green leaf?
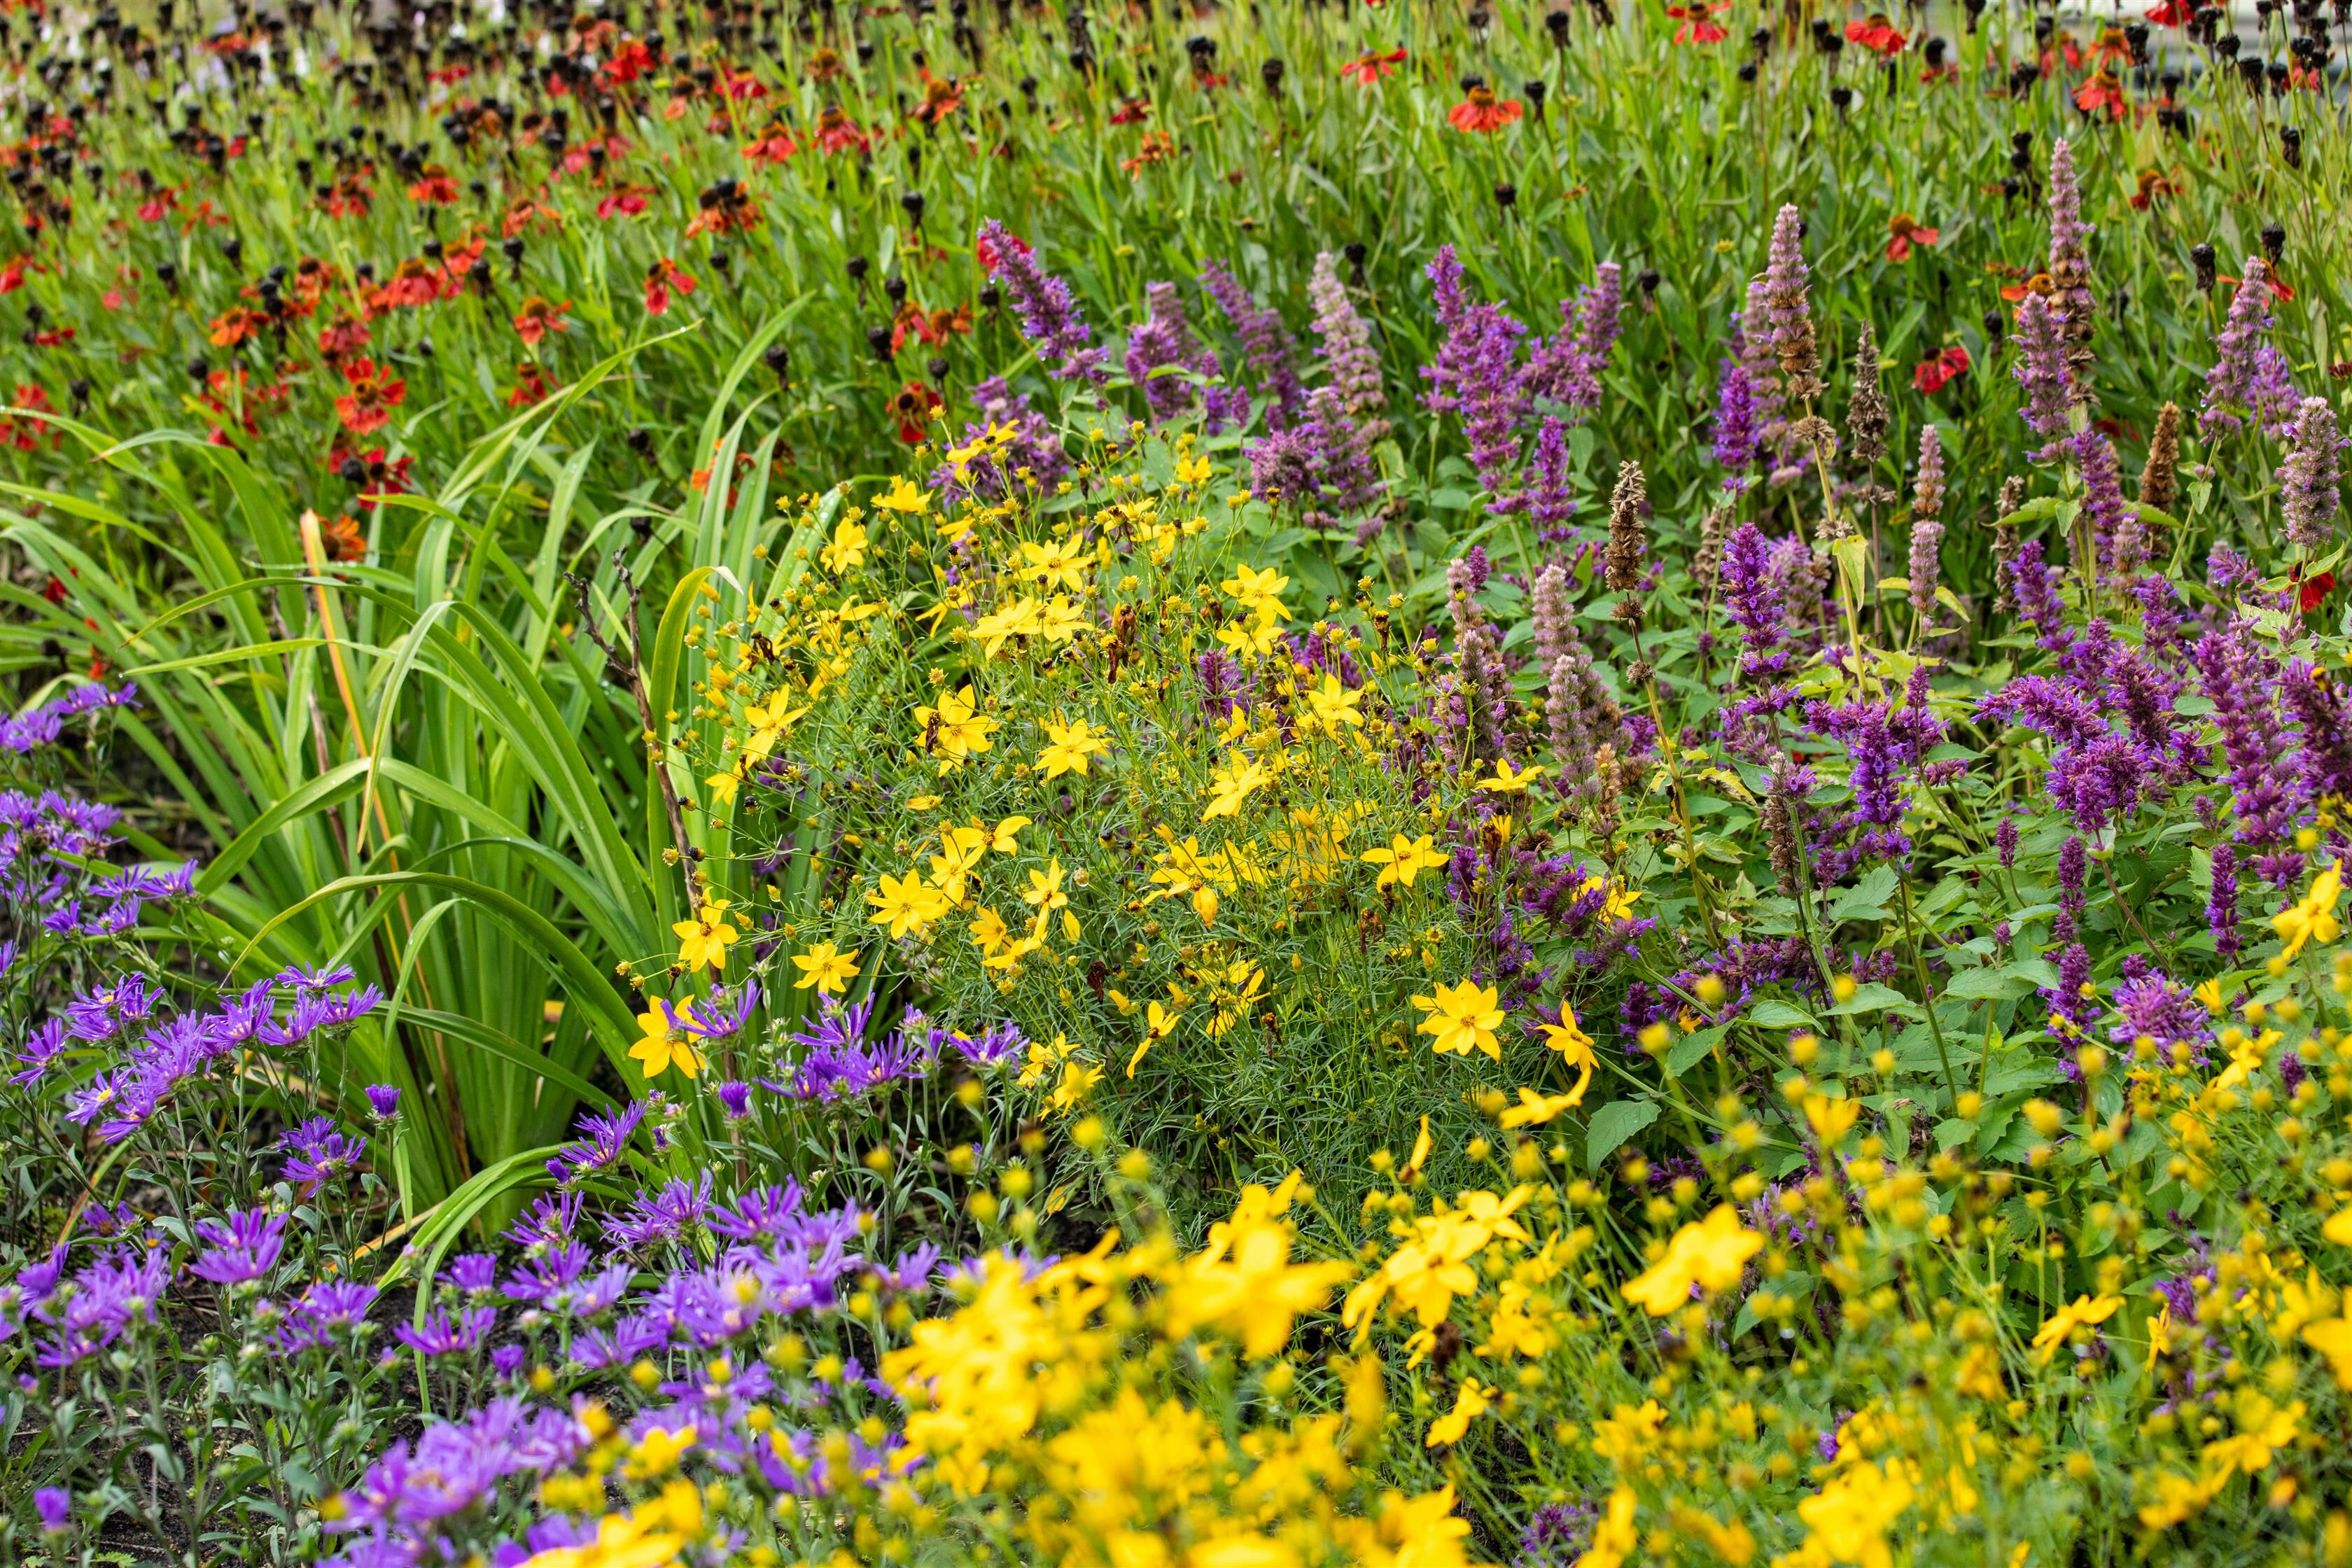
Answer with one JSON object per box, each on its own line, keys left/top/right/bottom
{"left": 1749, "top": 1000, "right": 1817, "bottom": 1030}
{"left": 1586, "top": 1100, "right": 1660, "bottom": 1171}
{"left": 1828, "top": 864, "right": 1900, "bottom": 923}
{"left": 1827, "top": 982, "right": 1914, "bottom": 1016}
{"left": 1944, "top": 965, "right": 2039, "bottom": 1000}
{"left": 1665, "top": 1026, "right": 1724, "bottom": 1079}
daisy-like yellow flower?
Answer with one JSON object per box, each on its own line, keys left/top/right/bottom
{"left": 873, "top": 475, "right": 930, "bottom": 514}
{"left": 1412, "top": 979, "right": 1506, "bottom": 1060}
{"left": 1478, "top": 758, "right": 1545, "bottom": 794}
{"left": 790, "top": 941, "right": 860, "bottom": 994}
{"left": 1362, "top": 833, "right": 1446, "bottom": 890}
{"left": 1533, "top": 1000, "right": 1597, "bottom": 1103}
{"left": 628, "top": 1006, "right": 705, "bottom": 1081}
{"left": 1497, "top": 1086, "right": 1581, "bottom": 1128}
{"left": 1306, "top": 673, "right": 1365, "bottom": 737}
{"left": 1017, "top": 536, "right": 1090, "bottom": 593}
{"left": 1219, "top": 561, "right": 1289, "bottom": 614}
{"left": 867, "top": 872, "right": 949, "bottom": 938}
{"left": 982, "top": 815, "right": 1030, "bottom": 854}
{"left": 1021, "top": 858, "right": 1070, "bottom": 912}
{"left": 2030, "top": 1293, "right": 2124, "bottom": 1360}
{"left": 2274, "top": 862, "right": 2343, "bottom": 960}
{"left": 1203, "top": 757, "right": 1271, "bottom": 820}
{"left": 672, "top": 900, "right": 738, "bottom": 974}
{"left": 819, "top": 519, "right": 869, "bottom": 574}
{"left": 1620, "top": 1205, "right": 1765, "bottom": 1316}
{"left": 1036, "top": 714, "right": 1110, "bottom": 779}
{"left": 911, "top": 684, "right": 1000, "bottom": 771}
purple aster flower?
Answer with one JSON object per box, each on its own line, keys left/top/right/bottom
{"left": 708, "top": 1181, "right": 807, "bottom": 1242}
{"left": 549, "top": 1101, "right": 646, "bottom": 1185}
{"left": 190, "top": 1208, "right": 288, "bottom": 1287}
{"left": 443, "top": 1254, "right": 502, "bottom": 1296}
{"left": 394, "top": 1306, "right": 498, "bottom": 1357}
{"left": 34, "top": 1488, "right": 69, "bottom": 1533}
{"left": 364, "top": 1084, "right": 401, "bottom": 1121}
{"left": 280, "top": 1118, "right": 368, "bottom": 1186}
{"left": 10, "top": 1018, "right": 68, "bottom": 1084}
{"left": 270, "top": 1280, "right": 380, "bottom": 1354}
{"left": 715, "top": 1079, "right": 755, "bottom": 1119}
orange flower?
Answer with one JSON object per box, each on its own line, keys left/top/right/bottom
{"left": 1339, "top": 47, "right": 1407, "bottom": 83}
{"left": 1109, "top": 94, "right": 1152, "bottom": 124}
{"left": 506, "top": 362, "right": 556, "bottom": 409}
{"left": 643, "top": 258, "right": 698, "bottom": 317}
{"left": 405, "top": 164, "right": 459, "bottom": 204}
{"left": 816, "top": 106, "right": 870, "bottom": 155}
{"left": 1446, "top": 83, "right": 1522, "bottom": 132}
{"left": 511, "top": 296, "right": 573, "bottom": 347}
{"left": 2073, "top": 66, "right": 2129, "bottom": 119}
{"left": 2129, "top": 167, "right": 2183, "bottom": 210}
{"left": 915, "top": 71, "right": 967, "bottom": 124}
{"left": 889, "top": 380, "right": 943, "bottom": 444}
{"left": 1119, "top": 130, "right": 1178, "bottom": 176}
{"left": 1884, "top": 214, "right": 1940, "bottom": 262}
{"left": 332, "top": 358, "right": 406, "bottom": 437}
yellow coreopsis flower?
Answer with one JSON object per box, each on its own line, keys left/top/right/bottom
{"left": 1478, "top": 758, "right": 1545, "bottom": 794}
{"left": 1306, "top": 673, "right": 1365, "bottom": 737}
{"left": 1497, "top": 1086, "right": 1583, "bottom": 1128}
{"left": 873, "top": 475, "right": 930, "bottom": 515}
{"left": 1216, "top": 602, "right": 1284, "bottom": 659}
{"left": 1574, "top": 1488, "right": 1639, "bottom": 1568}
{"left": 1017, "top": 536, "right": 1090, "bottom": 593}
{"left": 1535, "top": 1001, "right": 1597, "bottom": 1103}
{"left": 913, "top": 684, "right": 1000, "bottom": 771}
{"left": 1620, "top": 1205, "right": 1765, "bottom": 1316}
{"left": 790, "top": 941, "right": 860, "bottom": 994}
{"left": 672, "top": 900, "right": 738, "bottom": 974}
{"left": 2274, "top": 862, "right": 2343, "bottom": 959}
{"left": 1037, "top": 714, "right": 1110, "bottom": 779}
{"left": 1424, "top": 1379, "right": 1490, "bottom": 1447}
{"left": 622, "top": 1424, "right": 698, "bottom": 1480}
{"left": 982, "top": 815, "right": 1030, "bottom": 854}
{"left": 517, "top": 1504, "right": 686, "bottom": 1568}
{"left": 2030, "top": 1293, "right": 2124, "bottom": 1359}
{"left": 628, "top": 1007, "right": 704, "bottom": 1082}
{"left": 1021, "top": 858, "right": 1070, "bottom": 912}
{"left": 1802, "top": 1092, "right": 1861, "bottom": 1146}
{"left": 738, "top": 692, "right": 808, "bottom": 765}
{"left": 819, "top": 519, "right": 869, "bottom": 574}
{"left": 867, "top": 872, "right": 949, "bottom": 939}
{"left": 1362, "top": 833, "right": 1446, "bottom": 890}
{"left": 1794, "top": 1461, "right": 1912, "bottom": 1568}
{"left": 1203, "top": 757, "right": 1272, "bottom": 820}
{"left": 1413, "top": 979, "right": 1506, "bottom": 1060}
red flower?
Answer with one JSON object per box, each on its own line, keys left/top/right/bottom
{"left": 1446, "top": 85, "right": 1523, "bottom": 132}
{"left": 2073, "top": 68, "right": 2129, "bottom": 120}
{"left": 0, "top": 260, "right": 31, "bottom": 295}
{"left": 506, "top": 363, "right": 556, "bottom": 409}
{"left": 512, "top": 296, "right": 573, "bottom": 347}
{"left": 332, "top": 358, "right": 406, "bottom": 437}
{"left": 743, "top": 124, "right": 802, "bottom": 164}
{"left": 318, "top": 314, "right": 372, "bottom": 360}
{"left": 2217, "top": 272, "right": 2295, "bottom": 302}
{"left": 326, "top": 445, "right": 415, "bottom": 510}
{"left": 815, "top": 107, "right": 870, "bottom": 155}
{"left": 1912, "top": 344, "right": 1971, "bottom": 394}
{"left": 206, "top": 307, "right": 270, "bottom": 348}
{"left": 2129, "top": 168, "right": 2183, "bottom": 209}
{"left": 916, "top": 72, "right": 969, "bottom": 124}
{"left": 316, "top": 513, "right": 368, "bottom": 564}
{"left": 644, "top": 258, "right": 699, "bottom": 317}
{"left": 374, "top": 257, "right": 446, "bottom": 312}
{"left": 1667, "top": 5, "right": 1728, "bottom": 43}
{"left": 1885, "top": 214, "right": 1940, "bottom": 262}
{"left": 1845, "top": 14, "right": 1908, "bottom": 53}
{"left": 1108, "top": 94, "right": 1152, "bottom": 125}
{"left": 2145, "top": 0, "right": 2192, "bottom": 21}
{"left": 407, "top": 166, "right": 460, "bottom": 205}
{"left": 889, "top": 380, "right": 943, "bottom": 444}
{"left": 597, "top": 183, "right": 655, "bottom": 219}
{"left": 2297, "top": 569, "right": 2337, "bottom": 614}
{"left": 975, "top": 227, "right": 1032, "bottom": 272}
{"left": 600, "top": 38, "right": 653, "bottom": 85}
{"left": 1340, "top": 48, "right": 1406, "bottom": 84}
{"left": 892, "top": 300, "right": 974, "bottom": 354}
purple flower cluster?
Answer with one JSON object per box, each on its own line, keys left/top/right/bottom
{"left": 1803, "top": 667, "right": 1948, "bottom": 880}
{"left": 1123, "top": 279, "right": 1224, "bottom": 423}
{"left": 0, "top": 681, "right": 141, "bottom": 753}
{"left": 1201, "top": 260, "right": 1304, "bottom": 430}
{"left": 1522, "top": 262, "right": 1624, "bottom": 420}
{"left": 1421, "top": 245, "right": 1531, "bottom": 505}
{"left": 976, "top": 219, "right": 1105, "bottom": 383}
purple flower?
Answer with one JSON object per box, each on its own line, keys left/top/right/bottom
{"left": 715, "top": 1079, "right": 754, "bottom": 1119}
{"left": 2279, "top": 396, "right": 2344, "bottom": 552}
{"left": 394, "top": 1306, "right": 497, "bottom": 1357}
{"left": 2109, "top": 960, "right": 2210, "bottom": 1056}
{"left": 34, "top": 1488, "right": 68, "bottom": 1533}
{"left": 1200, "top": 260, "right": 1303, "bottom": 428}
{"left": 364, "top": 1084, "right": 401, "bottom": 1121}
{"left": 2073, "top": 428, "right": 2134, "bottom": 575}
{"left": 549, "top": 1102, "right": 645, "bottom": 1185}
{"left": 272, "top": 1280, "right": 380, "bottom": 1354}
{"left": 2198, "top": 617, "right": 2304, "bottom": 860}
{"left": 2045, "top": 137, "right": 2096, "bottom": 386}
{"left": 2012, "top": 293, "right": 2071, "bottom": 442}
{"left": 2199, "top": 260, "right": 2278, "bottom": 443}
{"left": 708, "top": 1182, "right": 807, "bottom": 1242}
{"left": 1907, "top": 425, "right": 1946, "bottom": 618}
{"left": 1525, "top": 416, "right": 1574, "bottom": 538}
{"left": 1522, "top": 262, "right": 1623, "bottom": 419}
{"left": 1420, "top": 246, "right": 1530, "bottom": 503}
{"left": 280, "top": 1118, "right": 368, "bottom": 1186}
{"left": 10, "top": 1018, "right": 68, "bottom": 1084}
{"left": 932, "top": 375, "right": 1068, "bottom": 503}
{"left": 1762, "top": 204, "right": 1818, "bottom": 398}
{"left": 1123, "top": 279, "right": 1222, "bottom": 421}
{"left": 190, "top": 1208, "right": 288, "bottom": 1287}
{"left": 2283, "top": 662, "right": 2352, "bottom": 801}
{"left": 1709, "top": 356, "right": 1756, "bottom": 489}
{"left": 606, "top": 1173, "right": 715, "bottom": 1250}
{"left": 2209, "top": 841, "right": 2242, "bottom": 961}
{"left": 444, "top": 1253, "right": 502, "bottom": 1296}
{"left": 1721, "top": 521, "right": 1793, "bottom": 711}
{"left": 976, "top": 220, "right": 1104, "bottom": 383}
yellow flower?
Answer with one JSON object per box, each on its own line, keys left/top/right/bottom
{"left": 1578, "top": 874, "right": 1638, "bottom": 923}
{"left": 1802, "top": 1092, "right": 1860, "bottom": 1147}
{"left": 671, "top": 900, "right": 738, "bottom": 974}
{"left": 912, "top": 684, "right": 1000, "bottom": 771}
{"left": 1037, "top": 713, "right": 1110, "bottom": 778}
{"left": 867, "top": 872, "right": 949, "bottom": 938}
{"left": 1017, "top": 536, "right": 1090, "bottom": 593}
{"left": 874, "top": 475, "right": 930, "bottom": 514}
{"left": 1534, "top": 1001, "right": 1597, "bottom": 1103}
{"left": 2194, "top": 976, "right": 2226, "bottom": 1016}
{"left": 628, "top": 1007, "right": 704, "bottom": 1082}
{"left": 1362, "top": 833, "right": 1446, "bottom": 890}
{"left": 2326, "top": 1207, "right": 2352, "bottom": 1246}
{"left": 1306, "top": 673, "right": 1365, "bottom": 737}
{"left": 1174, "top": 454, "right": 1214, "bottom": 486}
{"left": 1620, "top": 1205, "right": 1764, "bottom": 1316}
{"left": 2302, "top": 1313, "right": 2352, "bottom": 1389}
{"left": 1478, "top": 758, "right": 1545, "bottom": 794}
{"left": 1021, "top": 858, "right": 1070, "bottom": 911}
{"left": 622, "top": 1423, "right": 697, "bottom": 1480}
{"left": 2274, "top": 862, "right": 2343, "bottom": 959}
{"left": 983, "top": 815, "right": 1030, "bottom": 854}
{"left": 1412, "top": 979, "right": 1506, "bottom": 1060}
{"left": 1588, "top": 1400, "right": 1665, "bottom": 1464}
{"left": 1203, "top": 757, "right": 1272, "bottom": 820}
{"left": 1573, "top": 1488, "right": 1638, "bottom": 1568}
{"left": 1126, "top": 1000, "right": 1183, "bottom": 1079}
{"left": 969, "top": 906, "right": 1012, "bottom": 955}
{"left": 819, "top": 518, "right": 869, "bottom": 574}
{"left": 1217, "top": 602, "right": 1284, "bottom": 659}
{"left": 1795, "top": 1461, "right": 1912, "bottom": 1568}
{"left": 1424, "top": 1379, "right": 1490, "bottom": 1447}
{"left": 738, "top": 692, "right": 808, "bottom": 765}
{"left": 1220, "top": 562, "right": 1289, "bottom": 612}
{"left": 2030, "top": 1293, "right": 2124, "bottom": 1359}
{"left": 517, "top": 1506, "right": 684, "bottom": 1568}
{"left": 703, "top": 767, "right": 741, "bottom": 808}
{"left": 790, "top": 941, "right": 860, "bottom": 994}
{"left": 1498, "top": 1086, "right": 1582, "bottom": 1128}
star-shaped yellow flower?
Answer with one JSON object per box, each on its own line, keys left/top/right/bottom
{"left": 672, "top": 900, "right": 738, "bottom": 974}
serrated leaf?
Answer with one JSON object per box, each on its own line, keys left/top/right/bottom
{"left": 1945, "top": 965, "right": 2038, "bottom": 1000}
{"left": 1666, "top": 1026, "right": 1725, "bottom": 1079}
{"left": 1749, "top": 999, "right": 1818, "bottom": 1029}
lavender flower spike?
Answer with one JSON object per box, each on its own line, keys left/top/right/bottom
{"left": 976, "top": 220, "right": 1105, "bottom": 384}
{"left": 2012, "top": 293, "right": 2072, "bottom": 442}
{"left": 1907, "top": 424, "right": 1945, "bottom": 622}
{"left": 2279, "top": 396, "right": 2344, "bottom": 552}
{"left": 2045, "top": 137, "right": 2097, "bottom": 389}
{"left": 1763, "top": 205, "right": 1821, "bottom": 400}
{"left": 2197, "top": 258, "right": 2274, "bottom": 444}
